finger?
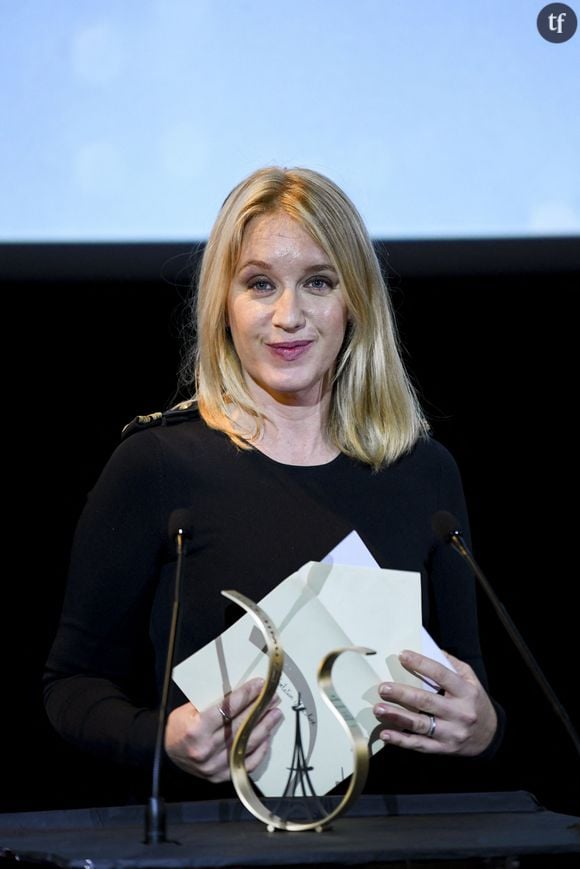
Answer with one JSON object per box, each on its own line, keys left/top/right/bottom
{"left": 208, "top": 706, "right": 281, "bottom": 778}
{"left": 228, "top": 692, "right": 281, "bottom": 733}
{"left": 213, "top": 693, "right": 282, "bottom": 758}
{"left": 377, "top": 681, "right": 443, "bottom": 717}
{"left": 212, "top": 677, "right": 265, "bottom": 731}
{"left": 181, "top": 711, "right": 274, "bottom": 781}
{"left": 397, "top": 649, "right": 468, "bottom": 698}
{"left": 442, "top": 652, "right": 479, "bottom": 685}
{"left": 244, "top": 734, "right": 272, "bottom": 773}
{"left": 373, "top": 703, "right": 417, "bottom": 732}
{"left": 266, "top": 693, "right": 282, "bottom": 711}
{"left": 375, "top": 702, "right": 444, "bottom": 752}
{"left": 185, "top": 744, "right": 231, "bottom": 780}
{"left": 213, "top": 701, "right": 282, "bottom": 756}
{"left": 242, "top": 705, "right": 283, "bottom": 755}
{"left": 380, "top": 723, "right": 447, "bottom": 754}
{"left": 374, "top": 701, "right": 440, "bottom": 736}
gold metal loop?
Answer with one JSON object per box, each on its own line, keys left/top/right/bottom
{"left": 223, "top": 589, "right": 374, "bottom": 832}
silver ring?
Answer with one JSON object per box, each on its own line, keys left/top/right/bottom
{"left": 218, "top": 704, "right": 232, "bottom": 725}
{"left": 426, "top": 714, "right": 436, "bottom": 738}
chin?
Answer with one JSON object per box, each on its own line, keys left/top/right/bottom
{"left": 258, "top": 378, "right": 328, "bottom": 405}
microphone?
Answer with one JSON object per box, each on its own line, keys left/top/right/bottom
{"left": 145, "top": 508, "right": 195, "bottom": 845}
{"left": 432, "top": 510, "right": 580, "bottom": 758}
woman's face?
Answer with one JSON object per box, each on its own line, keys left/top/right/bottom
{"left": 227, "top": 212, "right": 349, "bottom": 407}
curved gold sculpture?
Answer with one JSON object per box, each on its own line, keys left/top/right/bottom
{"left": 222, "top": 589, "right": 375, "bottom": 832}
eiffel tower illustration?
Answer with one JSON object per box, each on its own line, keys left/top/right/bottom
{"left": 273, "top": 693, "right": 328, "bottom": 823}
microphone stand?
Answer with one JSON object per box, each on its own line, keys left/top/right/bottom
{"left": 144, "top": 523, "right": 187, "bottom": 844}
{"left": 446, "top": 525, "right": 580, "bottom": 758}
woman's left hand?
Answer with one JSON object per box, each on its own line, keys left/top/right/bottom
{"left": 374, "top": 649, "right": 497, "bottom": 756}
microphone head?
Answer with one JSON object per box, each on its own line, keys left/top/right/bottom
{"left": 168, "top": 508, "right": 195, "bottom": 540}
{"left": 432, "top": 510, "right": 462, "bottom": 543}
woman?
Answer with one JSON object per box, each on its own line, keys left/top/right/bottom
{"left": 44, "top": 167, "right": 500, "bottom": 799}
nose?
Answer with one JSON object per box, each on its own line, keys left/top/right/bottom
{"left": 272, "top": 287, "right": 305, "bottom": 332}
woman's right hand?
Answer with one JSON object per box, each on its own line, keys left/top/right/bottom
{"left": 164, "top": 677, "right": 282, "bottom": 782}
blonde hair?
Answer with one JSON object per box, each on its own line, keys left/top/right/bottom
{"left": 179, "top": 166, "right": 428, "bottom": 468}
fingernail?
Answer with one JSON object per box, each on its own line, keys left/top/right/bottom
{"left": 380, "top": 731, "right": 391, "bottom": 742}
{"left": 375, "top": 704, "right": 389, "bottom": 716}
{"left": 379, "top": 683, "right": 393, "bottom": 694}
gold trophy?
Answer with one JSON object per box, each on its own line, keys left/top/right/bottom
{"left": 222, "top": 590, "right": 375, "bottom": 832}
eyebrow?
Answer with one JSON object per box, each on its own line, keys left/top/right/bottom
{"left": 238, "top": 259, "right": 338, "bottom": 273}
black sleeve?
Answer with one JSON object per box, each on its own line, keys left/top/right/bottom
{"left": 43, "top": 431, "right": 167, "bottom": 768}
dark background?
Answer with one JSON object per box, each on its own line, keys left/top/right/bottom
{"left": 1, "top": 237, "right": 578, "bottom": 816}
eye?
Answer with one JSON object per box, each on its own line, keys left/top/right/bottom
{"left": 305, "top": 275, "right": 335, "bottom": 293}
{"left": 249, "top": 277, "right": 274, "bottom": 294}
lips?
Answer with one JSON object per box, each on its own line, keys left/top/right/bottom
{"left": 266, "top": 340, "right": 313, "bottom": 361}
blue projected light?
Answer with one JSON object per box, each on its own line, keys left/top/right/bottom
{"left": 1, "top": 0, "right": 578, "bottom": 241}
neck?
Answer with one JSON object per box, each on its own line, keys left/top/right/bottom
{"left": 238, "top": 383, "right": 338, "bottom": 465}
{"left": 258, "top": 405, "right": 338, "bottom": 465}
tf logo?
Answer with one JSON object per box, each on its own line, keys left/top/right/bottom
{"left": 537, "top": 3, "right": 578, "bottom": 42}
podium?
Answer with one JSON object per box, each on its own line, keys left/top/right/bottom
{"left": 1, "top": 792, "right": 579, "bottom": 868}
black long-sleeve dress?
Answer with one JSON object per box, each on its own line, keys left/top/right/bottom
{"left": 44, "top": 409, "right": 503, "bottom": 801}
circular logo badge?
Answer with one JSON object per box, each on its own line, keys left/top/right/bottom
{"left": 537, "top": 4, "right": 577, "bottom": 42}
